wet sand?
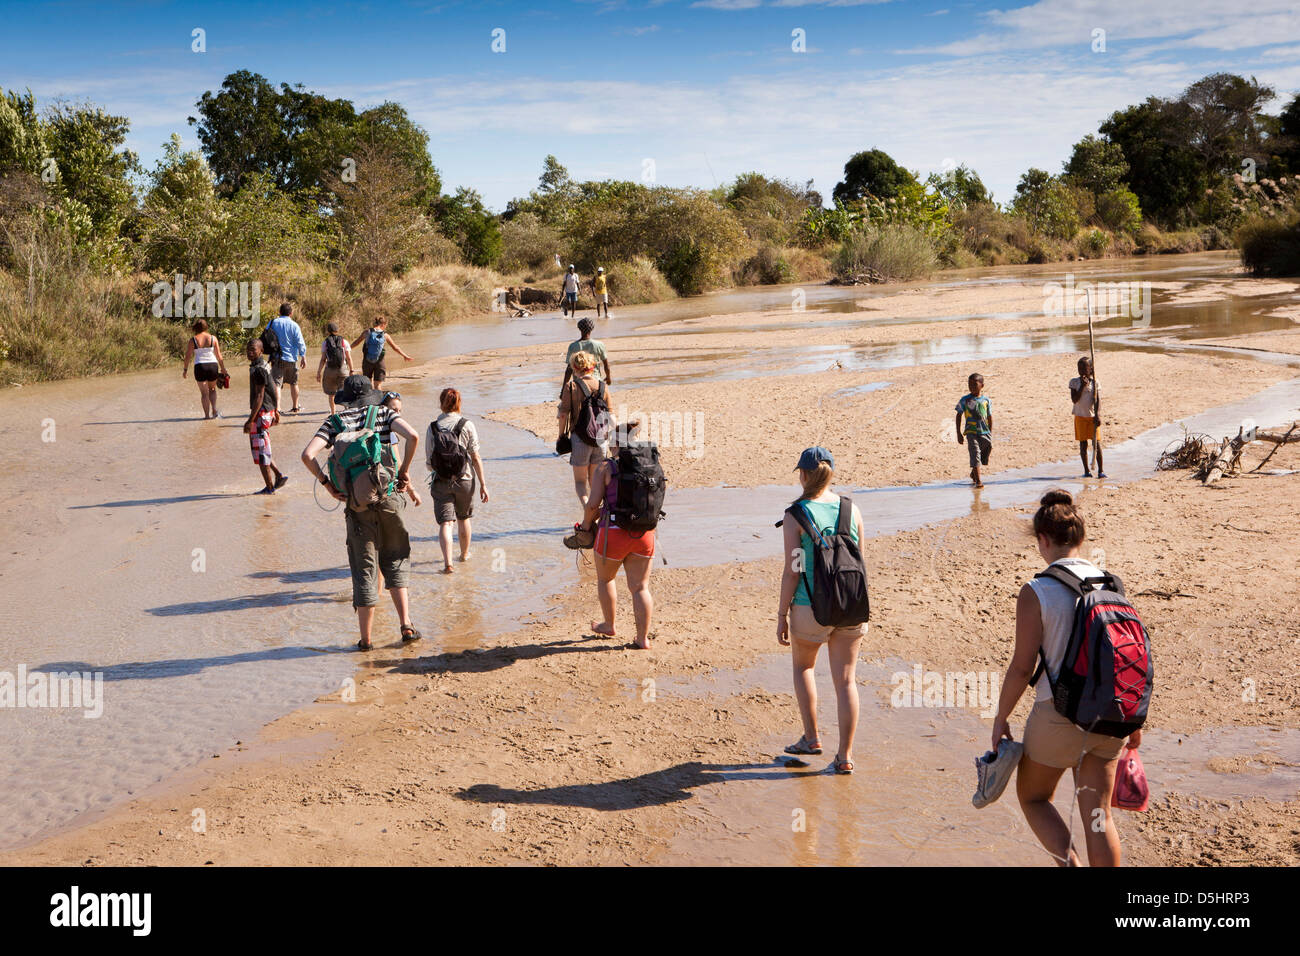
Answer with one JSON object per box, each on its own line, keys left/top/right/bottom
{"left": 7, "top": 439, "right": 1298, "bottom": 867}
{"left": 4, "top": 257, "right": 1298, "bottom": 865}
{"left": 487, "top": 349, "right": 1290, "bottom": 490}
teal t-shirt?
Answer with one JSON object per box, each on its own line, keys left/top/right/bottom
{"left": 791, "top": 497, "right": 859, "bottom": 606}
{"left": 956, "top": 393, "right": 991, "bottom": 436}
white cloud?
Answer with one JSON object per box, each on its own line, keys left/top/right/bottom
{"left": 909, "top": 0, "right": 1300, "bottom": 57}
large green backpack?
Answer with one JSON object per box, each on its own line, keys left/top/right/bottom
{"left": 326, "top": 405, "right": 398, "bottom": 510}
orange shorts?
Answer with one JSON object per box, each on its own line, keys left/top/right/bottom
{"left": 1074, "top": 415, "right": 1097, "bottom": 441}
{"left": 595, "top": 526, "right": 655, "bottom": 561}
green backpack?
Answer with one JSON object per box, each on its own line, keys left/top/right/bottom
{"left": 326, "top": 405, "right": 398, "bottom": 510}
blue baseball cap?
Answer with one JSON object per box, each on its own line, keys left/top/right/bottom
{"left": 796, "top": 446, "right": 834, "bottom": 471}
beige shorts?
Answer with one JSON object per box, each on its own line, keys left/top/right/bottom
{"left": 1023, "top": 699, "right": 1126, "bottom": 768}
{"left": 322, "top": 365, "right": 346, "bottom": 396}
{"left": 789, "top": 604, "right": 866, "bottom": 644}
{"left": 569, "top": 433, "right": 608, "bottom": 468}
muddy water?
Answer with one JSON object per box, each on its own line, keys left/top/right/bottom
{"left": 0, "top": 251, "right": 1296, "bottom": 853}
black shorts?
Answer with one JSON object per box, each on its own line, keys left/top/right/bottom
{"left": 194, "top": 362, "right": 219, "bottom": 383}
{"left": 362, "top": 357, "right": 386, "bottom": 382}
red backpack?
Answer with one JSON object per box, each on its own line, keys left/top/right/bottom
{"left": 1030, "top": 567, "right": 1152, "bottom": 739}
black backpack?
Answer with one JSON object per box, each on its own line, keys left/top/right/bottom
{"left": 323, "top": 334, "right": 345, "bottom": 369}
{"left": 1029, "top": 567, "right": 1153, "bottom": 738}
{"left": 785, "top": 495, "right": 871, "bottom": 627}
{"left": 430, "top": 418, "right": 469, "bottom": 480}
{"left": 574, "top": 378, "right": 611, "bottom": 444}
{"left": 259, "top": 323, "right": 281, "bottom": 362}
{"left": 606, "top": 443, "right": 666, "bottom": 533}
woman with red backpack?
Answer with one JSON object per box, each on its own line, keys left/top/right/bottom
{"left": 990, "top": 489, "right": 1150, "bottom": 866}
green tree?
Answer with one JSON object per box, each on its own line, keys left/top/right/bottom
{"left": 1178, "top": 73, "right": 1275, "bottom": 176}
{"left": 1011, "top": 168, "right": 1081, "bottom": 239}
{"left": 1271, "top": 93, "right": 1300, "bottom": 175}
{"left": 832, "top": 149, "right": 916, "bottom": 204}
{"left": 1063, "top": 135, "right": 1128, "bottom": 194}
{"left": 0, "top": 89, "right": 47, "bottom": 173}
{"left": 436, "top": 186, "right": 502, "bottom": 267}
{"left": 724, "top": 172, "right": 821, "bottom": 243}
{"left": 1100, "top": 99, "right": 1204, "bottom": 225}
{"left": 925, "top": 164, "right": 990, "bottom": 209}
{"left": 42, "top": 101, "right": 137, "bottom": 244}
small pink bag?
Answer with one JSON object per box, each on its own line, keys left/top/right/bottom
{"left": 1112, "top": 746, "right": 1150, "bottom": 811}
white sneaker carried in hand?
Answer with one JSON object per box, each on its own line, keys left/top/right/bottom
{"left": 972, "top": 738, "right": 1023, "bottom": 809}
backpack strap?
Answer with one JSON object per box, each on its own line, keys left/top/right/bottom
{"left": 452, "top": 418, "right": 468, "bottom": 438}
{"left": 784, "top": 502, "right": 823, "bottom": 605}
{"left": 835, "top": 495, "right": 852, "bottom": 536}
{"left": 575, "top": 377, "right": 592, "bottom": 399}
{"left": 363, "top": 403, "right": 378, "bottom": 431}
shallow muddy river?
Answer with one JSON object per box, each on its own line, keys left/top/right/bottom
{"left": 1, "top": 251, "right": 1296, "bottom": 853}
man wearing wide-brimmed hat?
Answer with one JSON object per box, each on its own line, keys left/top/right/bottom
{"left": 300, "top": 374, "right": 424, "bottom": 651}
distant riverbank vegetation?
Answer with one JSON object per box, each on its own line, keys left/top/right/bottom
{"left": 1, "top": 69, "right": 1297, "bottom": 382}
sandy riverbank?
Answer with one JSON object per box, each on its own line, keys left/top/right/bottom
{"left": 6, "top": 275, "right": 1298, "bottom": 867}
{"left": 485, "top": 349, "right": 1288, "bottom": 490}
{"left": 6, "top": 438, "right": 1297, "bottom": 867}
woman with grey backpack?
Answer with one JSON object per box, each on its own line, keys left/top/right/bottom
{"left": 556, "top": 350, "right": 613, "bottom": 511}
{"left": 427, "top": 387, "right": 489, "bottom": 574}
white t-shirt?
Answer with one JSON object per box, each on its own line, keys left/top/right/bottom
{"left": 1069, "top": 377, "right": 1097, "bottom": 418}
{"left": 563, "top": 272, "right": 580, "bottom": 294}
{"left": 1027, "top": 558, "right": 1104, "bottom": 704}
{"left": 425, "top": 412, "right": 480, "bottom": 481}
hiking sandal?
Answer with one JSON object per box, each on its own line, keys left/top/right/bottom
{"left": 832, "top": 756, "right": 854, "bottom": 775}
{"left": 356, "top": 638, "right": 373, "bottom": 651}
{"left": 400, "top": 625, "right": 422, "bottom": 643}
{"left": 784, "top": 735, "right": 823, "bottom": 756}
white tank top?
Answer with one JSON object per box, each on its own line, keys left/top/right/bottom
{"left": 1027, "top": 557, "right": 1103, "bottom": 703}
{"left": 192, "top": 337, "right": 216, "bottom": 365}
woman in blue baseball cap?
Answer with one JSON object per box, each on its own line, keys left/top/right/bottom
{"left": 777, "top": 446, "right": 868, "bottom": 775}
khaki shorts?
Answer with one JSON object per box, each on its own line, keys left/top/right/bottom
{"left": 789, "top": 604, "right": 866, "bottom": 644}
{"left": 569, "top": 433, "right": 608, "bottom": 468}
{"left": 272, "top": 359, "right": 299, "bottom": 387}
{"left": 432, "top": 475, "right": 475, "bottom": 523}
{"left": 344, "top": 495, "right": 411, "bottom": 608}
{"left": 1023, "top": 698, "right": 1126, "bottom": 768}
{"left": 322, "top": 365, "right": 346, "bottom": 396}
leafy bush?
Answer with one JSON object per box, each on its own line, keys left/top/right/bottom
{"left": 498, "top": 211, "right": 562, "bottom": 273}
{"left": 833, "top": 224, "right": 937, "bottom": 281}
{"left": 600, "top": 256, "right": 676, "bottom": 304}
{"left": 1076, "top": 228, "right": 1111, "bottom": 258}
{"left": 1237, "top": 213, "right": 1300, "bottom": 276}
{"left": 734, "top": 243, "right": 796, "bottom": 285}
{"left": 1094, "top": 188, "right": 1143, "bottom": 235}
{"left": 565, "top": 185, "right": 749, "bottom": 295}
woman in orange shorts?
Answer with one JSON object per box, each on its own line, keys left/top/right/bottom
{"left": 573, "top": 424, "right": 655, "bottom": 649}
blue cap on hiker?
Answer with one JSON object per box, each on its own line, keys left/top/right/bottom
{"left": 796, "top": 446, "right": 834, "bottom": 471}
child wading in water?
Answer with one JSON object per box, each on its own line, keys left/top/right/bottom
{"left": 955, "top": 372, "right": 993, "bottom": 487}
{"left": 244, "top": 340, "right": 287, "bottom": 494}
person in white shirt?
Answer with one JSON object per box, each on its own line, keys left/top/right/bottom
{"left": 1069, "top": 356, "right": 1105, "bottom": 478}
{"left": 561, "top": 265, "right": 581, "bottom": 317}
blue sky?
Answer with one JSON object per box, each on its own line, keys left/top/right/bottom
{"left": 3, "top": 0, "right": 1299, "bottom": 209}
